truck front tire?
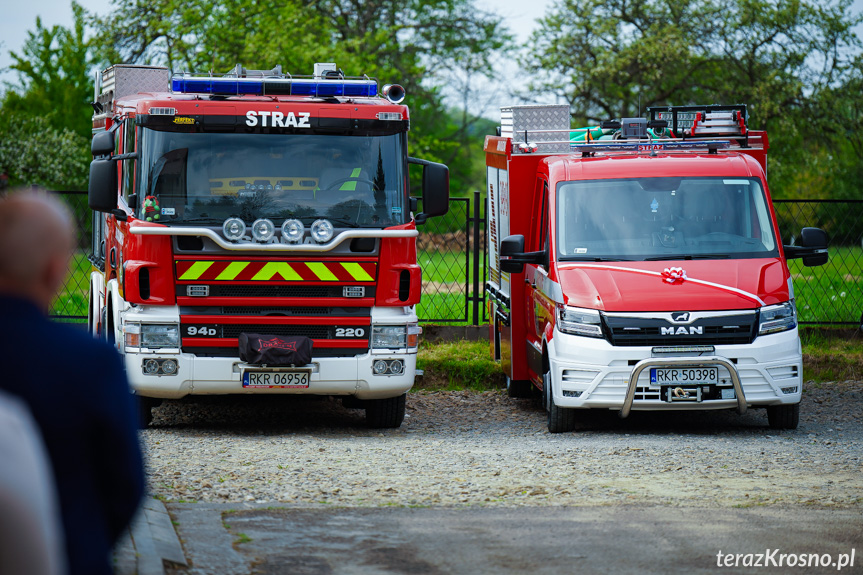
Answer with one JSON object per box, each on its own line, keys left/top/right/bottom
{"left": 365, "top": 394, "right": 406, "bottom": 428}
{"left": 136, "top": 397, "right": 161, "bottom": 428}
{"left": 766, "top": 403, "right": 799, "bottom": 430}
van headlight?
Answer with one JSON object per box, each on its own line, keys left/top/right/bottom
{"left": 125, "top": 323, "right": 180, "bottom": 349}
{"left": 556, "top": 305, "right": 604, "bottom": 338}
{"left": 759, "top": 301, "right": 797, "bottom": 335}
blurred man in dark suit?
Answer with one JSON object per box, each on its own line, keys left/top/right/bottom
{"left": 0, "top": 190, "right": 145, "bottom": 575}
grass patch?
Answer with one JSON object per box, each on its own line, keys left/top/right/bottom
{"left": 801, "top": 327, "right": 863, "bottom": 382}
{"left": 411, "top": 328, "right": 863, "bottom": 391}
{"left": 416, "top": 339, "right": 504, "bottom": 391}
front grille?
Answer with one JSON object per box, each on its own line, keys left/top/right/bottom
{"left": 177, "top": 285, "right": 375, "bottom": 298}
{"left": 220, "top": 324, "right": 331, "bottom": 339}
{"left": 223, "top": 306, "right": 329, "bottom": 315}
{"left": 603, "top": 313, "right": 757, "bottom": 346}
{"left": 183, "top": 347, "right": 367, "bottom": 358}
{"left": 180, "top": 306, "right": 372, "bottom": 317}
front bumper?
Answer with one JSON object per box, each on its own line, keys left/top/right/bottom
{"left": 547, "top": 327, "right": 803, "bottom": 415}
{"left": 125, "top": 351, "right": 417, "bottom": 400}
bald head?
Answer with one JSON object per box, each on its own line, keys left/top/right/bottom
{"left": 0, "top": 191, "right": 76, "bottom": 312}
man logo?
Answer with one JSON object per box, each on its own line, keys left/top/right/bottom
{"left": 661, "top": 326, "right": 704, "bottom": 335}
{"left": 671, "top": 312, "right": 691, "bottom": 323}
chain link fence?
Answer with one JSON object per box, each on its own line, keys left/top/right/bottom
{"left": 49, "top": 192, "right": 860, "bottom": 327}
{"left": 51, "top": 191, "right": 91, "bottom": 322}
{"left": 774, "top": 200, "right": 863, "bottom": 325}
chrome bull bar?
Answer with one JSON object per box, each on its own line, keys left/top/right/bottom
{"left": 618, "top": 356, "right": 747, "bottom": 419}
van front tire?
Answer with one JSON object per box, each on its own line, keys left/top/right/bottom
{"left": 767, "top": 403, "right": 799, "bottom": 430}
{"left": 544, "top": 371, "right": 575, "bottom": 433}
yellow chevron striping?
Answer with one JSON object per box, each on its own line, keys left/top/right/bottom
{"left": 307, "top": 262, "right": 339, "bottom": 281}
{"left": 216, "top": 261, "right": 249, "bottom": 281}
{"left": 341, "top": 262, "right": 374, "bottom": 282}
{"left": 253, "top": 262, "right": 302, "bottom": 281}
{"left": 179, "top": 261, "right": 213, "bottom": 280}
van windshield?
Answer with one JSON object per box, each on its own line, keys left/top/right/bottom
{"left": 137, "top": 129, "right": 406, "bottom": 228}
{"left": 556, "top": 177, "right": 779, "bottom": 261}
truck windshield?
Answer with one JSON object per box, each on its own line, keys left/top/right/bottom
{"left": 556, "top": 177, "right": 779, "bottom": 260}
{"left": 137, "top": 129, "right": 406, "bottom": 227}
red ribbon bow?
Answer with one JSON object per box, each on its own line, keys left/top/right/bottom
{"left": 661, "top": 267, "right": 687, "bottom": 284}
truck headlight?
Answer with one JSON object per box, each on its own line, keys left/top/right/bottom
{"left": 557, "top": 305, "right": 604, "bottom": 338}
{"left": 371, "top": 325, "right": 407, "bottom": 349}
{"left": 759, "top": 301, "right": 797, "bottom": 335}
{"left": 126, "top": 323, "right": 180, "bottom": 349}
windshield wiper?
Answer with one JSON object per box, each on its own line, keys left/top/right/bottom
{"left": 643, "top": 254, "right": 730, "bottom": 261}
{"left": 169, "top": 217, "right": 225, "bottom": 224}
{"left": 323, "top": 217, "right": 361, "bottom": 228}
{"left": 560, "top": 256, "right": 635, "bottom": 262}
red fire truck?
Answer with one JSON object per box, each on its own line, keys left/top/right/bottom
{"left": 486, "top": 104, "right": 828, "bottom": 432}
{"left": 87, "top": 63, "right": 448, "bottom": 427}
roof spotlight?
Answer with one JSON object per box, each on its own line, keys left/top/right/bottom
{"left": 311, "top": 219, "right": 334, "bottom": 243}
{"left": 222, "top": 217, "right": 246, "bottom": 241}
{"left": 281, "top": 219, "right": 305, "bottom": 243}
{"left": 251, "top": 218, "right": 276, "bottom": 242}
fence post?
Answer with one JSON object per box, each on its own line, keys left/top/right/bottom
{"left": 471, "top": 190, "right": 482, "bottom": 325}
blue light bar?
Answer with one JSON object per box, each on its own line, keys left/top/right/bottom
{"left": 171, "top": 76, "right": 378, "bottom": 97}
{"left": 572, "top": 140, "right": 731, "bottom": 153}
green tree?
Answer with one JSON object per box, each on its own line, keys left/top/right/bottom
{"left": 520, "top": 0, "right": 862, "bottom": 199}
{"left": 91, "top": 0, "right": 511, "bottom": 196}
{"left": 0, "top": 2, "right": 93, "bottom": 188}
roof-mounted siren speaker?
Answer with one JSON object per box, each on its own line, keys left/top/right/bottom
{"left": 314, "top": 63, "right": 338, "bottom": 79}
{"left": 382, "top": 84, "right": 405, "bottom": 104}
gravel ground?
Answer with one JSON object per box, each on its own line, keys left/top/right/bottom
{"left": 143, "top": 380, "right": 863, "bottom": 509}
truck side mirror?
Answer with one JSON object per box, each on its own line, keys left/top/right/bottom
{"left": 409, "top": 158, "right": 449, "bottom": 224}
{"left": 784, "top": 227, "right": 828, "bottom": 267}
{"left": 91, "top": 131, "right": 115, "bottom": 157}
{"left": 88, "top": 158, "right": 118, "bottom": 213}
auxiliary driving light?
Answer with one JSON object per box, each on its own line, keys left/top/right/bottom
{"left": 251, "top": 218, "right": 276, "bottom": 242}
{"left": 311, "top": 219, "right": 334, "bottom": 243}
{"left": 223, "top": 217, "right": 246, "bottom": 241}
{"left": 281, "top": 219, "right": 305, "bottom": 243}
{"left": 372, "top": 359, "right": 404, "bottom": 376}
{"left": 141, "top": 358, "right": 179, "bottom": 376}
{"left": 161, "top": 359, "right": 178, "bottom": 375}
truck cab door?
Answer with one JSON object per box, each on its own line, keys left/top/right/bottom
{"left": 524, "top": 179, "right": 549, "bottom": 383}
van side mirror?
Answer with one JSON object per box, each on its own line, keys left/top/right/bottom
{"left": 88, "top": 158, "right": 118, "bottom": 213}
{"left": 784, "top": 227, "right": 828, "bottom": 267}
{"left": 500, "top": 234, "right": 546, "bottom": 273}
{"left": 91, "top": 131, "right": 115, "bottom": 157}
{"left": 409, "top": 157, "right": 449, "bottom": 224}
